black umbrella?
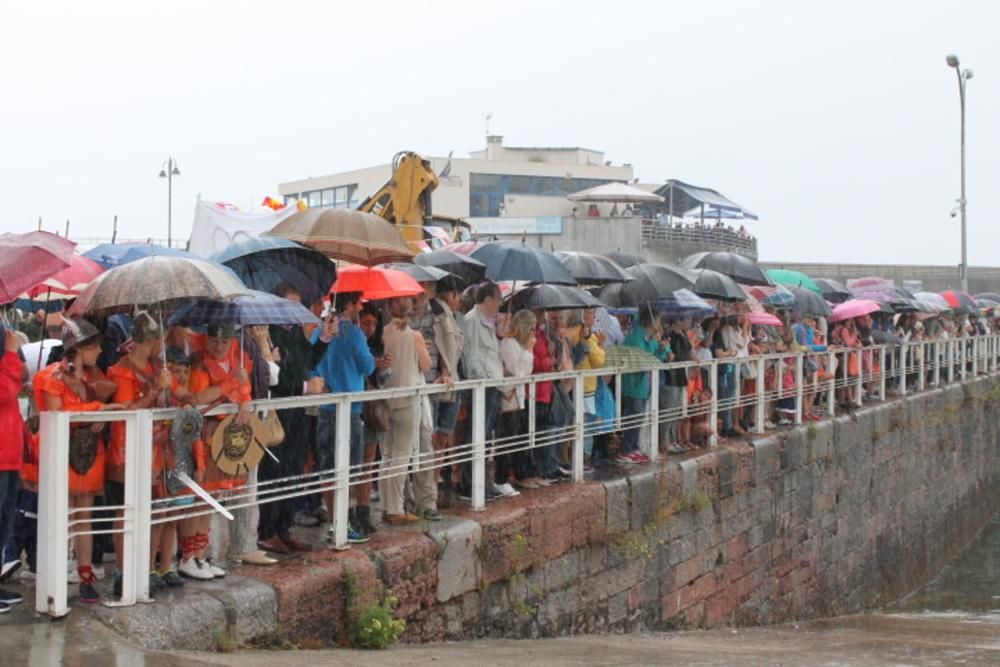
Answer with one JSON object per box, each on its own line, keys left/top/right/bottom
{"left": 554, "top": 251, "right": 631, "bottom": 285}
{"left": 602, "top": 251, "right": 646, "bottom": 269}
{"left": 815, "top": 278, "right": 852, "bottom": 304}
{"left": 688, "top": 268, "right": 746, "bottom": 302}
{"left": 471, "top": 241, "right": 576, "bottom": 285}
{"left": 974, "top": 292, "right": 1000, "bottom": 303}
{"left": 379, "top": 263, "right": 452, "bottom": 283}
{"left": 606, "top": 263, "right": 696, "bottom": 306}
{"left": 414, "top": 249, "right": 486, "bottom": 286}
{"left": 508, "top": 284, "right": 604, "bottom": 312}
{"left": 210, "top": 237, "right": 336, "bottom": 308}
{"left": 680, "top": 251, "right": 771, "bottom": 287}
{"left": 785, "top": 285, "right": 833, "bottom": 317}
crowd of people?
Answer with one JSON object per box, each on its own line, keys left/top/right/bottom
{"left": 0, "top": 273, "right": 996, "bottom": 614}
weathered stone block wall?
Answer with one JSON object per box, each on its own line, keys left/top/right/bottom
{"left": 402, "top": 375, "right": 1000, "bottom": 640}
{"left": 101, "top": 375, "right": 1000, "bottom": 649}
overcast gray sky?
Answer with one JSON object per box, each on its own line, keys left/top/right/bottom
{"left": 1, "top": 0, "right": 997, "bottom": 265}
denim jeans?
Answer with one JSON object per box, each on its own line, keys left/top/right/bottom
{"left": 533, "top": 402, "right": 561, "bottom": 478}
{"left": 621, "top": 396, "right": 646, "bottom": 454}
{"left": 718, "top": 367, "right": 736, "bottom": 431}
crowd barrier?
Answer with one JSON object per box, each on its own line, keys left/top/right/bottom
{"left": 34, "top": 334, "right": 1000, "bottom": 616}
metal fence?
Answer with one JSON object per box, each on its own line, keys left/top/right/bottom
{"left": 33, "top": 335, "right": 1000, "bottom": 617}
{"left": 641, "top": 221, "right": 758, "bottom": 256}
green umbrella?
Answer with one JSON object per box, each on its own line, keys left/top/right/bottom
{"left": 765, "top": 269, "right": 821, "bottom": 294}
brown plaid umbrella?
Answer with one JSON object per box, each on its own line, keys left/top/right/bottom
{"left": 264, "top": 208, "right": 414, "bottom": 266}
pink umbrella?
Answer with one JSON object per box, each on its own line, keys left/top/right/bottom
{"left": 0, "top": 231, "right": 76, "bottom": 304}
{"left": 24, "top": 254, "right": 105, "bottom": 300}
{"left": 847, "top": 276, "right": 893, "bottom": 291}
{"left": 829, "top": 299, "right": 881, "bottom": 322}
{"left": 749, "top": 311, "right": 783, "bottom": 326}
{"left": 443, "top": 241, "right": 484, "bottom": 257}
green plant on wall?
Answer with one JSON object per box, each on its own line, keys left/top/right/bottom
{"left": 354, "top": 593, "right": 406, "bottom": 650}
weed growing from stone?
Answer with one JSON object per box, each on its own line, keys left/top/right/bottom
{"left": 354, "top": 594, "right": 406, "bottom": 650}
{"left": 687, "top": 490, "right": 711, "bottom": 513}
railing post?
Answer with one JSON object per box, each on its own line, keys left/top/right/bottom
{"left": 708, "top": 361, "right": 718, "bottom": 447}
{"left": 934, "top": 340, "right": 941, "bottom": 387}
{"left": 333, "top": 396, "right": 351, "bottom": 549}
{"left": 878, "top": 347, "right": 887, "bottom": 400}
{"left": 948, "top": 339, "right": 956, "bottom": 383}
{"left": 648, "top": 369, "right": 659, "bottom": 463}
{"left": 754, "top": 357, "right": 766, "bottom": 434}
{"left": 527, "top": 378, "right": 537, "bottom": 462}
{"left": 917, "top": 342, "right": 926, "bottom": 392}
{"left": 36, "top": 411, "right": 70, "bottom": 618}
{"left": 972, "top": 336, "right": 979, "bottom": 376}
{"left": 826, "top": 351, "right": 837, "bottom": 417}
{"left": 900, "top": 343, "right": 908, "bottom": 396}
{"left": 854, "top": 350, "right": 864, "bottom": 406}
{"left": 115, "top": 411, "right": 154, "bottom": 606}
{"left": 794, "top": 354, "right": 804, "bottom": 425}
{"left": 470, "top": 384, "right": 486, "bottom": 512}
{"left": 961, "top": 339, "right": 968, "bottom": 381}
{"left": 572, "top": 374, "right": 585, "bottom": 480}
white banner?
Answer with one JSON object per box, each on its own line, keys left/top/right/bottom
{"left": 187, "top": 200, "right": 297, "bottom": 257}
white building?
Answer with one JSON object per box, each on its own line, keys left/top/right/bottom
{"left": 277, "top": 136, "right": 635, "bottom": 230}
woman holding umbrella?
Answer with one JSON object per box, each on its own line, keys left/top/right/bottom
{"left": 33, "top": 318, "right": 124, "bottom": 604}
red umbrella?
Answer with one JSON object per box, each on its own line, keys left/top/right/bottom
{"left": 0, "top": 231, "right": 76, "bottom": 304}
{"left": 330, "top": 265, "right": 424, "bottom": 301}
{"left": 940, "top": 290, "right": 977, "bottom": 313}
{"left": 24, "top": 254, "right": 105, "bottom": 300}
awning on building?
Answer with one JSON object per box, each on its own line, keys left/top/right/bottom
{"left": 654, "top": 180, "right": 758, "bottom": 220}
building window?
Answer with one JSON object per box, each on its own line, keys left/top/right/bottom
{"left": 469, "top": 173, "right": 616, "bottom": 216}
{"left": 283, "top": 193, "right": 299, "bottom": 205}
{"left": 300, "top": 184, "right": 358, "bottom": 209}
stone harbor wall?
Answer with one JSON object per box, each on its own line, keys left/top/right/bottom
{"left": 98, "top": 375, "right": 1000, "bottom": 649}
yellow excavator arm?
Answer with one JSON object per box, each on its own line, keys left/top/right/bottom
{"left": 358, "top": 151, "right": 439, "bottom": 244}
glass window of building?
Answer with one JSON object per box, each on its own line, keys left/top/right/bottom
{"left": 308, "top": 190, "right": 323, "bottom": 208}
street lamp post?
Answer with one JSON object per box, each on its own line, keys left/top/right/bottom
{"left": 159, "top": 158, "right": 181, "bottom": 247}
{"left": 946, "top": 54, "right": 973, "bottom": 293}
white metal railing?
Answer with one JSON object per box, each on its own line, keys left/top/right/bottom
{"left": 33, "top": 334, "right": 1000, "bottom": 617}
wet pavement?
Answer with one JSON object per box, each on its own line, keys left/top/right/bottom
{"left": 3, "top": 511, "right": 998, "bottom": 665}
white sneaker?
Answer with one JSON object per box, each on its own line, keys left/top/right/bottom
{"left": 498, "top": 483, "right": 520, "bottom": 497}
{"left": 67, "top": 569, "right": 80, "bottom": 584}
{"left": 204, "top": 559, "right": 226, "bottom": 578}
{"left": 178, "top": 557, "right": 214, "bottom": 580}
{"left": 18, "top": 569, "right": 36, "bottom": 581}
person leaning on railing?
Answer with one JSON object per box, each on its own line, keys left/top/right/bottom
{"left": 618, "top": 308, "right": 669, "bottom": 464}
{"left": 33, "top": 318, "right": 124, "bottom": 604}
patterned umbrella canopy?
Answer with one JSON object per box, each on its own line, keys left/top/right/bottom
{"left": 0, "top": 231, "right": 75, "bottom": 304}
{"left": 24, "top": 254, "right": 105, "bottom": 301}
{"left": 68, "top": 255, "right": 248, "bottom": 315}
{"left": 168, "top": 290, "right": 320, "bottom": 327}
{"left": 265, "top": 208, "right": 413, "bottom": 266}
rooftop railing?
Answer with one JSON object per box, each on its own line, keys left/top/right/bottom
{"left": 641, "top": 220, "right": 758, "bottom": 256}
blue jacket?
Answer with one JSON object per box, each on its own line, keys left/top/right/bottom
{"left": 311, "top": 320, "right": 376, "bottom": 413}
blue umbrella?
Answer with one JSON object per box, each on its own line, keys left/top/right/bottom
{"left": 211, "top": 237, "right": 336, "bottom": 308}
{"left": 761, "top": 285, "right": 797, "bottom": 308}
{"left": 84, "top": 243, "right": 199, "bottom": 269}
{"left": 168, "top": 290, "right": 320, "bottom": 327}
{"left": 653, "top": 289, "right": 716, "bottom": 318}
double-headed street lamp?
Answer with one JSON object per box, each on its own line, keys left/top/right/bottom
{"left": 159, "top": 157, "right": 181, "bottom": 247}
{"left": 945, "top": 54, "right": 973, "bottom": 293}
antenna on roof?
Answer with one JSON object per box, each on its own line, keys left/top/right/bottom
{"left": 485, "top": 112, "right": 493, "bottom": 136}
